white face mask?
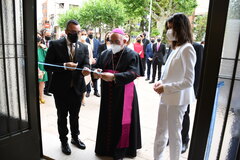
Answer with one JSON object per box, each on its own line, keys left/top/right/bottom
{"left": 81, "top": 36, "right": 87, "bottom": 41}
{"left": 111, "top": 44, "right": 123, "bottom": 54}
{"left": 166, "top": 29, "right": 177, "bottom": 41}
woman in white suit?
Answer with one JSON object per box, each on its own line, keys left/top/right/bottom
{"left": 153, "top": 13, "right": 196, "bottom": 160}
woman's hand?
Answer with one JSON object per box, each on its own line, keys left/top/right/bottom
{"left": 153, "top": 81, "right": 164, "bottom": 94}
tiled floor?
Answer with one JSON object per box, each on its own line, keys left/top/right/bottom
{"left": 40, "top": 77, "right": 195, "bottom": 160}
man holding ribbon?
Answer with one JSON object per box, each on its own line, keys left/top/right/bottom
{"left": 44, "top": 20, "right": 90, "bottom": 155}
{"left": 93, "top": 28, "right": 144, "bottom": 160}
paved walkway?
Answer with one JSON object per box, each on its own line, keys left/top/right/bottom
{"left": 40, "top": 77, "right": 195, "bottom": 160}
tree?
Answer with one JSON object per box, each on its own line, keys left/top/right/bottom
{"left": 151, "top": 0, "right": 197, "bottom": 36}
{"left": 118, "top": 0, "right": 198, "bottom": 36}
{"left": 57, "top": 0, "right": 126, "bottom": 31}
{"left": 118, "top": 0, "right": 149, "bottom": 33}
{"left": 193, "top": 14, "right": 207, "bottom": 42}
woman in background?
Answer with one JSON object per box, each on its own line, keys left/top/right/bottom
{"left": 98, "top": 31, "right": 111, "bottom": 55}
{"left": 133, "top": 35, "right": 145, "bottom": 69}
{"left": 37, "top": 35, "right": 48, "bottom": 104}
{"left": 79, "top": 29, "right": 95, "bottom": 106}
{"left": 125, "top": 33, "right": 134, "bottom": 50}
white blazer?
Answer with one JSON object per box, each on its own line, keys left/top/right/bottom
{"left": 160, "top": 43, "right": 196, "bottom": 105}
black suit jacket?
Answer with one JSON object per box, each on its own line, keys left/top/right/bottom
{"left": 152, "top": 43, "right": 166, "bottom": 63}
{"left": 193, "top": 42, "right": 204, "bottom": 98}
{"left": 98, "top": 43, "right": 107, "bottom": 56}
{"left": 142, "top": 38, "right": 150, "bottom": 55}
{"left": 44, "top": 38, "right": 90, "bottom": 96}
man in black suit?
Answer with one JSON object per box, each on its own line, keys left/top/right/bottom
{"left": 149, "top": 37, "right": 166, "bottom": 83}
{"left": 45, "top": 20, "right": 90, "bottom": 155}
{"left": 181, "top": 42, "right": 204, "bottom": 153}
{"left": 141, "top": 32, "right": 150, "bottom": 73}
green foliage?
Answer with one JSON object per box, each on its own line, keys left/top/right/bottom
{"left": 57, "top": 0, "right": 198, "bottom": 36}
{"left": 151, "top": 27, "right": 160, "bottom": 37}
{"left": 118, "top": 0, "right": 149, "bottom": 18}
{"left": 57, "top": 0, "right": 126, "bottom": 30}
{"left": 193, "top": 14, "right": 207, "bottom": 42}
{"left": 152, "top": 0, "right": 197, "bottom": 17}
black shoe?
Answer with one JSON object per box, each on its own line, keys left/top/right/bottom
{"left": 149, "top": 81, "right": 154, "bottom": 84}
{"left": 94, "top": 92, "right": 100, "bottom": 97}
{"left": 145, "top": 78, "right": 149, "bottom": 81}
{"left": 44, "top": 92, "right": 52, "bottom": 96}
{"left": 71, "top": 138, "right": 86, "bottom": 150}
{"left": 181, "top": 143, "right": 189, "bottom": 154}
{"left": 86, "top": 93, "right": 90, "bottom": 97}
{"left": 61, "top": 142, "right": 71, "bottom": 155}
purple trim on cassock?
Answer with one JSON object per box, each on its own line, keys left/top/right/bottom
{"left": 104, "top": 70, "right": 134, "bottom": 148}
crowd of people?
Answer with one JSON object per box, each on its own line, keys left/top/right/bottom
{"left": 37, "top": 13, "right": 204, "bottom": 160}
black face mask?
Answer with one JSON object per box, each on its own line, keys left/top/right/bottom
{"left": 37, "top": 37, "right": 41, "bottom": 43}
{"left": 137, "top": 40, "right": 141, "bottom": 43}
{"left": 157, "top": 39, "right": 161, "bottom": 42}
{"left": 151, "top": 40, "right": 155, "bottom": 43}
{"left": 67, "top": 32, "right": 78, "bottom": 43}
{"left": 106, "top": 37, "right": 110, "bottom": 42}
{"left": 45, "top": 36, "right": 51, "bottom": 41}
{"left": 88, "top": 34, "right": 93, "bottom": 39}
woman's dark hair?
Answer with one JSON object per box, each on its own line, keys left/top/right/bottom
{"left": 165, "top": 16, "right": 173, "bottom": 30}
{"left": 167, "top": 13, "right": 193, "bottom": 49}
{"left": 125, "top": 33, "right": 131, "bottom": 45}
{"left": 104, "top": 31, "right": 111, "bottom": 43}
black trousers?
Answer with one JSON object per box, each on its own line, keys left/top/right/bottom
{"left": 152, "top": 60, "right": 162, "bottom": 81}
{"left": 53, "top": 88, "right": 83, "bottom": 143}
{"left": 146, "top": 59, "right": 152, "bottom": 79}
{"left": 181, "top": 105, "right": 190, "bottom": 144}
{"left": 86, "top": 77, "right": 98, "bottom": 93}
{"left": 44, "top": 71, "right": 52, "bottom": 93}
{"left": 142, "top": 57, "right": 146, "bottom": 73}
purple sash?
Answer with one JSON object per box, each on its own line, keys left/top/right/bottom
{"left": 104, "top": 70, "right": 134, "bottom": 148}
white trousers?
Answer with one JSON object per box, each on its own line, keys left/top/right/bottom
{"left": 154, "top": 104, "right": 188, "bottom": 160}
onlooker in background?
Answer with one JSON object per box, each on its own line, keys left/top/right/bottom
{"left": 59, "top": 31, "right": 66, "bottom": 39}
{"left": 40, "top": 29, "right": 53, "bottom": 97}
{"left": 98, "top": 31, "right": 111, "bottom": 54}
{"left": 145, "top": 37, "right": 155, "bottom": 81}
{"left": 141, "top": 32, "right": 150, "bottom": 73}
{"left": 79, "top": 29, "right": 95, "bottom": 106}
{"left": 44, "top": 20, "right": 90, "bottom": 155}
{"left": 153, "top": 13, "right": 196, "bottom": 160}
{"left": 37, "top": 35, "right": 48, "bottom": 104}
{"left": 86, "top": 29, "right": 101, "bottom": 97}
{"left": 94, "top": 28, "right": 143, "bottom": 160}
{"left": 134, "top": 35, "right": 145, "bottom": 70}
{"left": 149, "top": 37, "right": 166, "bottom": 83}
{"left": 181, "top": 41, "right": 204, "bottom": 153}
{"left": 125, "top": 33, "right": 134, "bottom": 50}
{"left": 41, "top": 29, "right": 52, "bottom": 48}
{"left": 96, "top": 32, "right": 101, "bottom": 41}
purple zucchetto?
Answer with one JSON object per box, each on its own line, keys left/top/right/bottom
{"left": 111, "top": 28, "right": 125, "bottom": 35}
